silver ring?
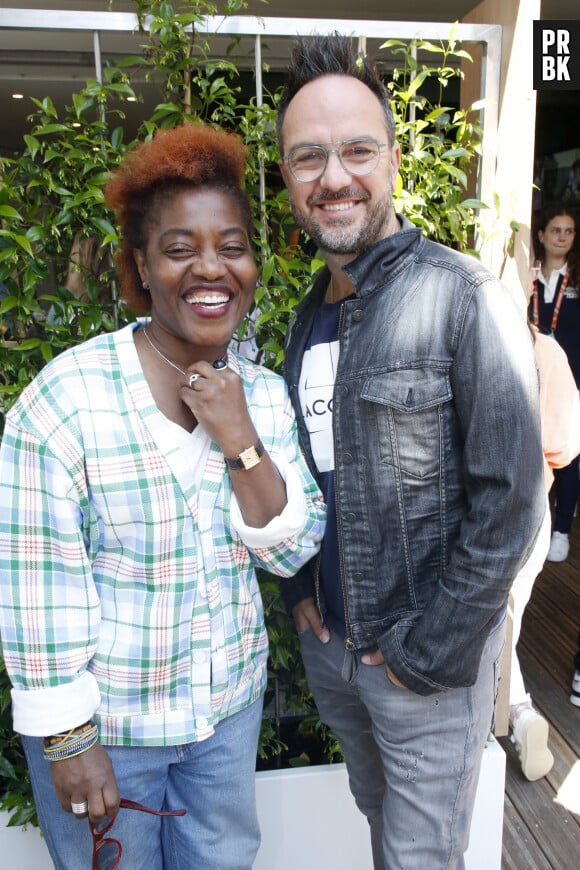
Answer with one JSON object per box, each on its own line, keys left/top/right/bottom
{"left": 71, "top": 800, "right": 89, "bottom": 815}
{"left": 188, "top": 373, "right": 200, "bottom": 388}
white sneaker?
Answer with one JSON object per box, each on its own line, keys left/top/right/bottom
{"left": 510, "top": 703, "right": 554, "bottom": 781}
{"left": 546, "top": 531, "right": 569, "bottom": 562}
{"left": 570, "top": 671, "right": 580, "bottom": 707}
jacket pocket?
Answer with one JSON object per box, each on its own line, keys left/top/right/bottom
{"left": 361, "top": 367, "right": 452, "bottom": 479}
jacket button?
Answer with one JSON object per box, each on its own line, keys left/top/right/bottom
{"left": 352, "top": 309, "right": 364, "bottom": 321}
{"left": 343, "top": 452, "right": 353, "bottom": 464}
{"left": 345, "top": 512, "right": 356, "bottom": 522}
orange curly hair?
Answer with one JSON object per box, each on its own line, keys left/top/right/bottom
{"left": 104, "top": 123, "right": 253, "bottom": 314}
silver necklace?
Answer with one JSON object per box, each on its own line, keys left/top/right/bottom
{"left": 142, "top": 327, "right": 227, "bottom": 375}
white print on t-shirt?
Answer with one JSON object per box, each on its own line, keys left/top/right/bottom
{"left": 299, "top": 340, "right": 339, "bottom": 474}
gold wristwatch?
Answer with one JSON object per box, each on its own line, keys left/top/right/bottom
{"left": 225, "top": 439, "right": 265, "bottom": 471}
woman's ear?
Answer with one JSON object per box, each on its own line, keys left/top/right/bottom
{"left": 133, "top": 248, "right": 148, "bottom": 287}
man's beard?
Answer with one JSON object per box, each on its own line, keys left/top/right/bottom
{"left": 289, "top": 186, "right": 392, "bottom": 256}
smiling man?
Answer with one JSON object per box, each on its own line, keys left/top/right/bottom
{"left": 276, "top": 34, "right": 546, "bottom": 869}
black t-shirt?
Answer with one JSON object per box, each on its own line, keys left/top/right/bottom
{"left": 298, "top": 298, "right": 347, "bottom": 638}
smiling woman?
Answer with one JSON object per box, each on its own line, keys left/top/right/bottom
{"left": 0, "top": 123, "right": 326, "bottom": 870}
{"left": 132, "top": 185, "right": 261, "bottom": 437}
{"left": 133, "top": 186, "right": 258, "bottom": 376}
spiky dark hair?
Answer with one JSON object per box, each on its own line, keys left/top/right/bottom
{"left": 276, "top": 33, "right": 395, "bottom": 152}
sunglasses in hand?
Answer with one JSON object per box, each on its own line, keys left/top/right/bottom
{"left": 90, "top": 798, "right": 186, "bottom": 870}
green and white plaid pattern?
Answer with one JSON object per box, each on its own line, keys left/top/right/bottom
{"left": 0, "top": 324, "right": 326, "bottom": 745}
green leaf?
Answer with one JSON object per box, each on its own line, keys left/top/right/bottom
{"left": 9, "top": 338, "right": 42, "bottom": 350}
{"left": 116, "top": 55, "right": 146, "bottom": 68}
{"left": 111, "top": 127, "right": 124, "bottom": 150}
{"left": 13, "top": 235, "right": 34, "bottom": 257}
{"left": 406, "top": 69, "right": 431, "bottom": 96}
{"left": 0, "top": 205, "right": 22, "bottom": 220}
{"left": 453, "top": 49, "right": 473, "bottom": 61}
{"left": 35, "top": 123, "right": 70, "bottom": 135}
{"left": 261, "top": 258, "right": 276, "bottom": 284}
{"left": 26, "top": 225, "right": 48, "bottom": 244}
{"left": 90, "top": 216, "right": 117, "bottom": 238}
{"left": 0, "top": 296, "right": 18, "bottom": 314}
{"left": 40, "top": 341, "right": 54, "bottom": 364}
{"left": 418, "top": 41, "right": 446, "bottom": 55}
{"left": 22, "top": 135, "right": 40, "bottom": 158}
{"left": 5, "top": 803, "right": 37, "bottom": 828}
{"left": 461, "top": 198, "right": 488, "bottom": 209}
{"left": 442, "top": 147, "right": 471, "bottom": 160}
{"left": 106, "top": 82, "right": 136, "bottom": 96}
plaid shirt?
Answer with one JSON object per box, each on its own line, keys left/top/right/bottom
{"left": 0, "top": 324, "right": 325, "bottom": 745}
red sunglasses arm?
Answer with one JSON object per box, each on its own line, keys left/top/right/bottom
{"left": 119, "top": 798, "right": 186, "bottom": 817}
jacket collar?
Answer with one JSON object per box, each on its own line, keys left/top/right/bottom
{"left": 293, "top": 215, "right": 424, "bottom": 323}
{"left": 343, "top": 214, "right": 423, "bottom": 296}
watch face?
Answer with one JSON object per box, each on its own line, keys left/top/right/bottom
{"left": 239, "top": 445, "right": 261, "bottom": 470}
{"left": 225, "top": 439, "right": 264, "bottom": 471}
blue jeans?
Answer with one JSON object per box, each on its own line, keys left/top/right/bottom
{"left": 299, "top": 616, "right": 505, "bottom": 870}
{"left": 22, "top": 698, "right": 263, "bottom": 870}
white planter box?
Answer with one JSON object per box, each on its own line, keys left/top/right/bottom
{"left": 255, "top": 736, "right": 506, "bottom": 870}
{"left": 255, "top": 762, "right": 372, "bottom": 869}
{"left": 0, "top": 812, "right": 51, "bottom": 867}
{"left": 0, "top": 737, "right": 505, "bottom": 869}
{"left": 465, "top": 736, "right": 506, "bottom": 870}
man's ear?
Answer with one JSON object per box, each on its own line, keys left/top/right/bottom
{"left": 390, "top": 143, "right": 402, "bottom": 191}
{"left": 279, "top": 159, "right": 290, "bottom": 186}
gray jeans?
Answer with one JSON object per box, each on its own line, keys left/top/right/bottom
{"left": 298, "top": 615, "right": 505, "bottom": 870}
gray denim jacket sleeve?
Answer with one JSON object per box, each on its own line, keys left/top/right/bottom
{"left": 377, "top": 274, "right": 546, "bottom": 694}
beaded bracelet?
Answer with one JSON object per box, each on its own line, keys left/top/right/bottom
{"left": 43, "top": 720, "right": 98, "bottom": 762}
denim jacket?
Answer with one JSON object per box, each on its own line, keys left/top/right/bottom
{"left": 282, "top": 217, "right": 546, "bottom": 695}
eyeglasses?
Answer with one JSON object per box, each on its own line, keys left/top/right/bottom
{"left": 90, "top": 798, "right": 186, "bottom": 870}
{"left": 283, "top": 137, "right": 387, "bottom": 183}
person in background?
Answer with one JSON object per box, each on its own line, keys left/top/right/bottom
{"left": 530, "top": 204, "right": 580, "bottom": 562}
{"left": 276, "top": 33, "right": 545, "bottom": 870}
{"left": 508, "top": 273, "right": 580, "bottom": 779}
{"left": 0, "top": 123, "right": 325, "bottom": 870}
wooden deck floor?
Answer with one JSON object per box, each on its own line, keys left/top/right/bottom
{"left": 499, "top": 517, "right": 580, "bottom": 868}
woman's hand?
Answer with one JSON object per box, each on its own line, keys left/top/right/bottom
{"left": 180, "top": 361, "right": 288, "bottom": 527}
{"left": 179, "top": 360, "right": 257, "bottom": 457}
{"left": 50, "top": 742, "right": 120, "bottom": 823}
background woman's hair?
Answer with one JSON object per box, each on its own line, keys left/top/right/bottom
{"left": 104, "top": 124, "right": 253, "bottom": 314}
